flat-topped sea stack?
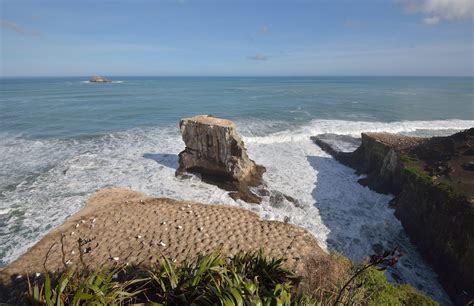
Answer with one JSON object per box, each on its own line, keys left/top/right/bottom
{"left": 89, "top": 75, "right": 111, "bottom": 83}
{"left": 313, "top": 128, "right": 474, "bottom": 303}
{"left": 177, "top": 115, "right": 265, "bottom": 203}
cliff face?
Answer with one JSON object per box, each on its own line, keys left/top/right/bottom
{"left": 313, "top": 128, "right": 474, "bottom": 303}
{"left": 177, "top": 115, "right": 265, "bottom": 203}
{"left": 396, "top": 170, "right": 474, "bottom": 303}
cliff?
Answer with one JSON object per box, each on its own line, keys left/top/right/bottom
{"left": 313, "top": 128, "right": 474, "bottom": 303}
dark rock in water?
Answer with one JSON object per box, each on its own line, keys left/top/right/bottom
{"left": 89, "top": 76, "right": 111, "bottom": 83}
{"left": 311, "top": 134, "right": 361, "bottom": 155}
{"left": 268, "top": 190, "right": 302, "bottom": 208}
{"left": 311, "top": 134, "right": 365, "bottom": 182}
{"left": 371, "top": 243, "right": 384, "bottom": 254}
{"left": 177, "top": 115, "right": 265, "bottom": 203}
{"left": 312, "top": 128, "right": 474, "bottom": 302}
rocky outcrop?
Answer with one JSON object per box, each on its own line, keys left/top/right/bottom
{"left": 89, "top": 75, "right": 111, "bottom": 83}
{"left": 313, "top": 129, "right": 474, "bottom": 304}
{"left": 0, "top": 188, "right": 324, "bottom": 303}
{"left": 177, "top": 115, "right": 265, "bottom": 203}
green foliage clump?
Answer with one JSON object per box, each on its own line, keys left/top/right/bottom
{"left": 24, "top": 250, "right": 300, "bottom": 305}
{"left": 25, "top": 266, "right": 144, "bottom": 306}
{"left": 403, "top": 165, "right": 432, "bottom": 184}
{"left": 399, "top": 154, "right": 418, "bottom": 163}
{"left": 146, "top": 250, "right": 297, "bottom": 305}
{"left": 22, "top": 250, "right": 438, "bottom": 306}
{"left": 357, "top": 267, "right": 438, "bottom": 305}
{"left": 402, "top": 160, "right": 463, "bottom": 201}
{"left": 437, "top": 182, "right": 464, "bottom": 200}
{"left": 400, "top": 154, "right": 433, "bottom": 185}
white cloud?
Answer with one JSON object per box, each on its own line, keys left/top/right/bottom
{"left": 0, "top": 19, "right": 40, "bottom": 36}
{"left": 400, "top": 0, "right": 474, "bottom": 24}
{"left": 423, "top": 16, "right": 440, "bottom": 25}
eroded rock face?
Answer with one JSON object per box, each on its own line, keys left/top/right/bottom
{"left": 312, "top": 129, "right": 474, "bottom": 303}
{"left": 177, "top": 115, "right": 265, "bottom": 203}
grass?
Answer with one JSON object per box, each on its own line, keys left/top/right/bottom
{"left": 399, "top": 154, "right": 418, "bottom": 163}
{"left": 18, "top": 249, "right": 437, "bottom": 305}
{"left": 400, "top": 154, "right": 433, "bottom": 185}
{"left": 403, "top": 165, "right": 432, "bottom": 184}
{"left": 401, "top": 155, "right": 464, "bottom": 201}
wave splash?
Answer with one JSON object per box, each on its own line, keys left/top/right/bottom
{"left": 1, "top": 119, "right": 472, "bottom": 304}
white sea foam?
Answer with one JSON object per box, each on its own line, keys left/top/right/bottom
{"left": 245, "top": 119, "right": 474, "bottom": 144}
{"left": 1, "top": 119, "right": 472, "bottom": 304}
{"left": 80, "top": 80, "right": 123, "bottom": 84}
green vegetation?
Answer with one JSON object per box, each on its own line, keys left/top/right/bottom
{"left": 403, "top": 165, "right": 432, "bottom": 185}
{"left": 400, "top": 154, "right": 433, "bottom": 185}
{"left": 401, "top": 155, "right": 463, "bottom": 201}
{"left": 399, "top": 154, "right": 418, "bottom": 163}
{"left": 357, "top": 267, "right": 437, "bottom": 305}
{"left": 21, "top": 250, "right": 437, "bottom": 305}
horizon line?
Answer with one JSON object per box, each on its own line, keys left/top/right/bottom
{"left": 1, "top": 75, "right": 473, "bottom": 78}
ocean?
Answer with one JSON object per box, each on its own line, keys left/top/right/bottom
{"left": 1, "top": 76, "right": 473, "bottom": 303}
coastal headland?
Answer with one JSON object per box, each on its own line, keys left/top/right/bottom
{"left": 313, "top": 128, "right": 474, "bottom": 303}
{"left": 0, "top": 187, "right": 325, "bottom": 300}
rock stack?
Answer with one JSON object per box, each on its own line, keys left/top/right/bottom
{"left": 177, "top": 115, "right": 265, "bottom": 203}
{"left": 89, "top": 76, "right": 111, "bottom": 83}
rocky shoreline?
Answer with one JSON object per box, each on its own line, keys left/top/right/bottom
{"left": 0, "top": 115, "right": 460, "bottom": 304}
{"left": 313, "top": 128, "right": 474, "bottom": 304}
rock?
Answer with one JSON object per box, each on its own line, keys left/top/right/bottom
{"left": 89, "top": 75, "right": 111, "bottom": 83}
{"left": 177, "top": 115, "right": 265, "bottom": 203}
{"left": 313, "top": 128, "right": 474, "bottom": 301}
{"left": 310, "top": 134, "right": 361, "bottom": 156}
{"left": 269, "top": 190, "right": 303, "bottom": 209}
{"left": 312, "top": 133, "right": 424, "bottom": 194}
{"left": 462, "top": 161, "right": 474, "bottom": 171}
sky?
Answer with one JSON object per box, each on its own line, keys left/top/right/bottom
{"left": 1, "top": 0, "right": 473, "bottom": 76}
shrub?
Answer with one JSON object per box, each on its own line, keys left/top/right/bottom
{"left": 22, "top": 249, "right": 437, "bottom": 305}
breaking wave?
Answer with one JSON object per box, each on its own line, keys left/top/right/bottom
{"left": 1, "top": 119, "right": 472, "bottom": 304}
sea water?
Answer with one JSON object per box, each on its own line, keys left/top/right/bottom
{"left": 1, "top": 76, "right": 473, "bottom": 303}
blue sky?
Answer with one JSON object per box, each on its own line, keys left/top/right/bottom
{"left": 1, "top": 0, "right": 473, "bottom": 76}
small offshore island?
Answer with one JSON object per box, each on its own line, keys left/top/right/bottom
{"left": 89, "top": 75, "right": 112, "bottom": 83}
{"left": 0, "top": 116, "right": 472, "bottom": 305}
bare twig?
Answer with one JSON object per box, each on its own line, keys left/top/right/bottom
{"left": 60, "top": 233, "right": 68, "bottom": 270}
{"left": 43, "top": 241, "right": 58, "bottom": 271}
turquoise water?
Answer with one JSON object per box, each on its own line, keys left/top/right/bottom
{"left": 1, "top": 77, "right": 472, "bottom": 138}
{"left": 0, "top": 76, "right": 473, "bottom": 304}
